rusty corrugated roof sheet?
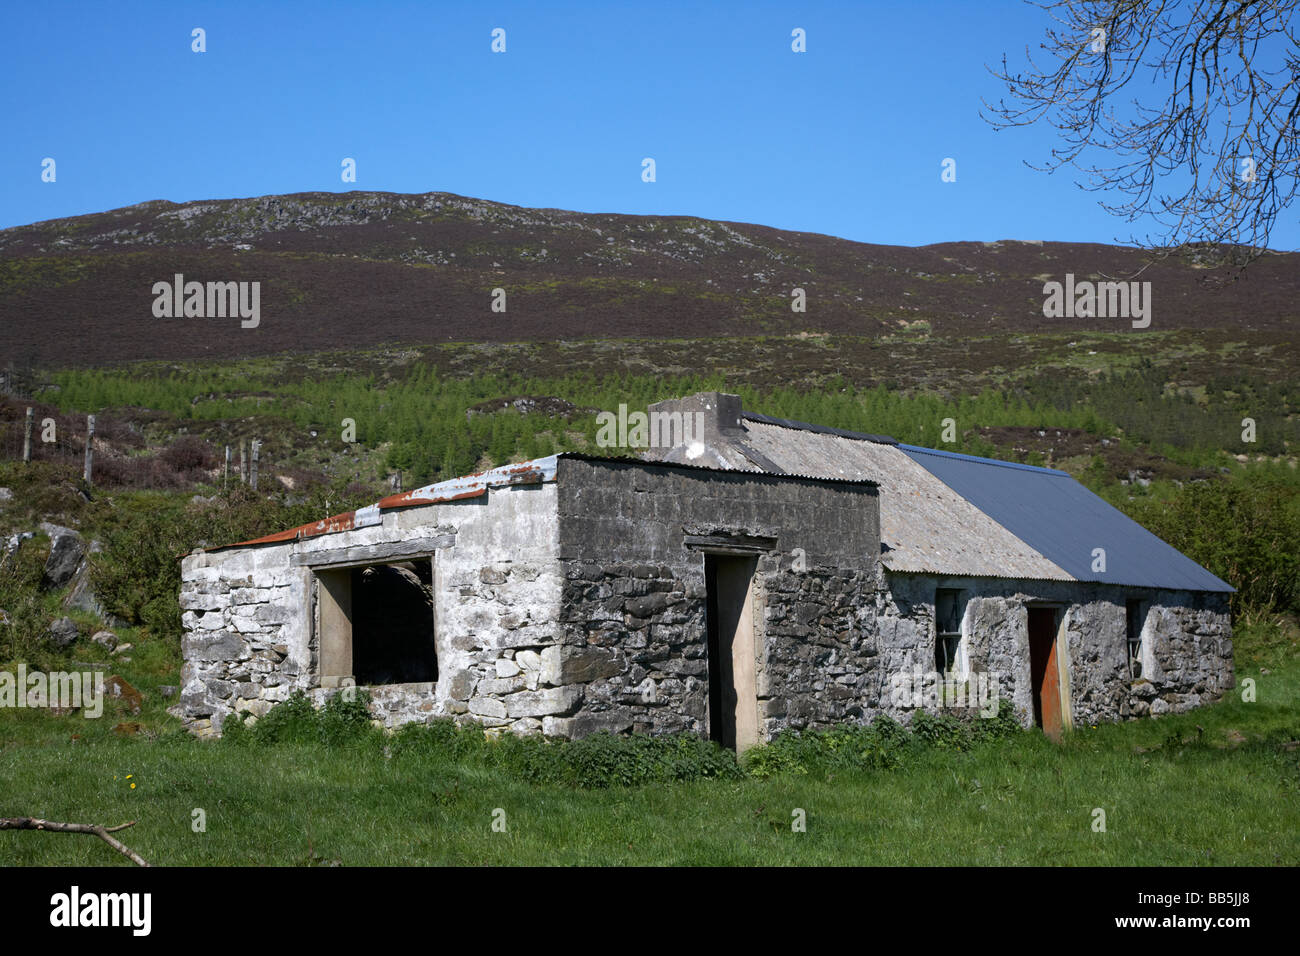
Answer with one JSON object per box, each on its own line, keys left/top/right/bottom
{"left": 203, "top": 456, "right": 562, "bottom": 553}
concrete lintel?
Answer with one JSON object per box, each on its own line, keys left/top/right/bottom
{"left": 291, "top": 534, "right": 455, "bottom": 569}
{"left": 683, "top": 533, "right": 777, "bottom": 554}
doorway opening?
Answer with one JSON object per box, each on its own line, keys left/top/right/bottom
{"left": 1027, "top": 605, "right": 1063, "bottom": 740}
{"left": 704, "top": 553, "right": 759, "bottom": 752}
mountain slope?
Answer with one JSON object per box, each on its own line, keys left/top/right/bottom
{"left": 2, "top": 190, "right": 1296, "bottom": 367}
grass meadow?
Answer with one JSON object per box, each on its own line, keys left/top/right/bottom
{"left": 1, "top": 646, "right": 1295, "bottom": 867}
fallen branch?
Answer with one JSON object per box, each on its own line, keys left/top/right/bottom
{"left": 0, "top": 816, "right": 151, "bottom": 867}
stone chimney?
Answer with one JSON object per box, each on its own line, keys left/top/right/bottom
{"left": 646, "top": 391, "right": 745, "bottom": 457}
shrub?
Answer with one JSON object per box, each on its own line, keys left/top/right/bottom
{"left": 910, "top": 710, "right": 971, "bottom": 751}
{"left": 566, "top": 733, "right": 662, "bottom": 788}
{"left": 231, "top": 694, "right": 1029, "bottom": 788}
{"left": 223, "top": 689, "right": 379, "bottom": 747}
{"left": 743, "top": 707, "right": 1026, "bottom": 778}
{"left": 90, "top": 482, "right": 373, "bottom": 640}
{"left": 969, "top": 697, "right": 1023, "bottom": 742}
{"left": 319, "top": 689, "right": 379, "bottom": 746}
{"left": 745, "top": 720, "right": 910, "bottom": 777}
{"left": 387, "top": 717, "right": 475, "bottom": 761}
{"left": 159, "top": 435, "right": 216, "bottom": 473}
{"left": 0, "top": 537, "right": 55, "bottom": 666}
{"left": 1122, "top": 468, "right": 1300, "bottom": 622}
{"left": 496, "top": 731, "right": 742, "bottom": 788}
{"left": 742, "top": 740, "right": 809, "bottom": 779}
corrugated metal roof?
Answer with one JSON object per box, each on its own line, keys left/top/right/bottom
{"left": 738, "top": 420, "right": 1073, "bottom": 579}
{"left": 899, "top": 444, "right": 1234, "bottom": 592}
{"left": 200, "top": 395, "right": 1233, "bottom": 594}
{"left": 560, "top": 451, "right": 877, "bottom": 485}
{"left": 742, "top": 411, "right": 898, "bottom": 445}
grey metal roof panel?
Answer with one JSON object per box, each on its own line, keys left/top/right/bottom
{"left": 899, "top": 444, "right": 1234, "bottom": 593}
{"left": 738, "top": 420, "right": 1073, "bottom": 579}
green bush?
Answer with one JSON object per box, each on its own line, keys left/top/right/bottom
{"left": 969, "top": 698, "right": 1024, "bottom": 742}
{"left": 319, "top": 690, "right": 379, "bottom": 746}
{"left": 1121, "top": 468, "right": 1300, "bottom": 622}
{"left": 387, "top": 717, "right": 480, "bottom": 761}
{"left": 743, "top": 706, "right": 1025, "bottom": 778}
{"left": 742, "top": 740, "right": 810, "bottom": 779}
{"left": 90, "top": 483, "right": 373, "bottom": 641}
{"left": 744, "top": 721, "right": 906, "bottom": 777}
{"left": 232, "top": 696, "right": 744, "bottom": 788}
{"left": 910, "top": 710, "right": 971, "bottom": 751}
{"left": 498, "top": 731, "right": 742, "bottom": 788}
{"left": 223, "top": 689, "right": 379, "bottom": 747}
{"left": 0, "top": 536, "right": 55, "bottom": 667}
{"left": 221, "top": 690, "right": 1033, "bottom": 786}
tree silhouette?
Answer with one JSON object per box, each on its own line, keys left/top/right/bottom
{"left": 985, "top": 0, "right": 1299, "bottom": 269}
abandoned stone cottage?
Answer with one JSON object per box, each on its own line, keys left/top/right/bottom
{"left": 175, "top": 392, "right": 1234, "bottom": 748}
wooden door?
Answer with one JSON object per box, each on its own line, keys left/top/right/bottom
{"left": 1028, "top": 607, "right": 1063, "bottom": 740}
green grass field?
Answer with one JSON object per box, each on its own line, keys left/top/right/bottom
{"left": 2, "top": 654, "right": 1296, "bottom": 867}
{"left": 2, "top": 342, "right": 1297, "bottom": 866}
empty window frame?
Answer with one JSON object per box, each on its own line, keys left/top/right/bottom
{"left": 316, "top": 558, "right": 438, "bottom": 688}
{"left": 934, "top": 588, "right": 964, "bottom": 675}
{"left": 1125, "top": 598, "right": 1145, "bottom": 679}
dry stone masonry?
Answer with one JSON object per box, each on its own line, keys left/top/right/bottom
{"left": 177, "top": 409, "right": 1234, "bottom": 745}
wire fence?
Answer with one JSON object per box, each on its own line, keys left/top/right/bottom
{"left": 0, "top": 406, "right": 90, "bottom": 469}
{"left": 0, "top": 394, "right": 260, "bottom": 491}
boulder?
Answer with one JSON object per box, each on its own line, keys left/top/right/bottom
{"left": 47, "top": 616, "right": 80, "bottom": 650}
{"left": 1, "top": 531, "right": 33, "bottom": 571}
{"left": 90, "top": 630, "right": 118, "bottom": 651}
{"left": 62, "top": 540, "right": 104, "bottom": 615}
{"left": 542, "top": 714, "right": 633, "bottom": 737}
{"left": 505, "top": 686, "right": 583, "bottom": 718}
{"left": 1131, "top": 680, "right": 1158, "bottom": 700}
{"left": 40, "top": 523, "right": 85, "bottom": 590}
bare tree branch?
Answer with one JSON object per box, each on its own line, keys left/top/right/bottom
{"left": 984, "top": 0, "right": 1299, "bottom": 270}
{"left": 0, "top": 816, "right": 151, "bottom": 867}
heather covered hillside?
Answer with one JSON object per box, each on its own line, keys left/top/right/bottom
{"left": 2, "top": 191, "right": 1298, "bottom": 367}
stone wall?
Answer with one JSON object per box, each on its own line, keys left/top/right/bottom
{"left": 176, "top": 454, "right": 1231, "bottom": 742}
{"left": 552, "top": 457, "right": 881, "bottom": 740}
{"left": 176, "top": 482, "right": 565, "bottom": 736}
{"left": 876, "top": 574, "right": 1234, "bottom": 729}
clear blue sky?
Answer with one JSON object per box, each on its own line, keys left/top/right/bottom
{"left": 3, "top": 0, "right": 1295, "bottom": 250}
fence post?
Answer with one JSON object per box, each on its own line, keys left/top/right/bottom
{"left": 224, "top": 445, "right": 231, "bottom": 490}
{"left": 83, "top": 414, "right": 95, "bottom": 485}
{"left": 250, "top": 439, "right": 260, "bottom": 491}
{"left": 22, "top": 407, "right": 33, "bottom": 463}
{"left": 240, "top": 441, "right": 247, "bottom": 484}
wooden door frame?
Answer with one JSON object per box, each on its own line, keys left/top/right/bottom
{"left": 699, "top": 549, "right": 762, "bottom": 753}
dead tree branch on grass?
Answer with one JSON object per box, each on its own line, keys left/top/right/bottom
{"left": 0, "top": 816, "right": 151, "bottom": 866}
